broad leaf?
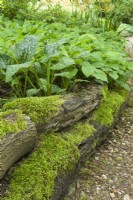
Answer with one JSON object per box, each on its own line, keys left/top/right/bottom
{"left": 109, "top": 71, "right": 119, "bottom": 80}
{"left": 6, "top": 61, "right": 32, "bottom": 82}
{"left": 44, "top": 43, "right": 60, "bottom": 57}
{"left": 51, "top": 56, "right": 75, "bottom": 70}
{"left": 127, "top": 62, "right": 133, "bottom": 70}
{"left": 14, "top": 35, "right": 38, "bottom": 62}
{"left": 55, "top": 68, "right": 78, "bottom": 79}
{"left": 0, "top": 54, "right": 11, "bottom": 69}
{"left": 81, "top": 62, "right": 95, "bottom": 77}
{"left": 116, "top": 80, "right": 130, "bottom": 91}
{"left": 44, "top": 38, "right": 69, "bottom": 57}
{"left": 103, "top": 51, "right": 124, "bottom": 63}
{"left": 74, "top": 51, "right": 90, "bottom": 59}
{"left": 26, "top": 88, "right": 40, "bottom": 97}
{"left": 0, "top": 59, "right": 6, "bottom": 69}
{"left": 89, "top": 52, "right": 103, "bottom": 62}
{"left": 56, "top": 38, "right": 69, "bottom": 46}
{"left": 93, "top": 69, "right": 108, "bottom": 82}
{"left": 38, "top": 78, "right": 47, "bottom": 91}
{"left": 51, "top": 84, "right": 66, "bottom": 94}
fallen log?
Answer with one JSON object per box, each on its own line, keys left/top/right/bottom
{"left": 0, "top": 84, "right": 102, "bottom": 180}
{"left": 3, "top": 84, "right": 102, "bottom": 133}
{"left": 0, "top": 110, "right": 37, "bottom": 179}
{"left": 1, "top": 87, "right": 128, "bottom": 200}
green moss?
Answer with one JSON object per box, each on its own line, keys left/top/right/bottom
{"left": 1, "top": 87, "right": 128, "bottom": 200}
{"left": 3, "top": 122, "right": 95, "bottom": 200}
{"left": 0, "top": 109, "right": 27, "bottom": 140}
{"left": 91, "top": 86, "right": 128, "bottom": 126}
{"left": 65, "top": 122, "right": 95, "bottom": 145}
{"left": 2, "top": 96, "right": 64, "bottom": 124}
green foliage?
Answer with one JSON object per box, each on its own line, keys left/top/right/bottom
{"left": 2, "top": 0, "right": 28, "bottom": 19}
{"left": 1, "top": 0, "right": 43, "bottom": 20}
{"left": 0, "top": 0, "right": 70, "bottom": 21}
{"left": 118, "top": 23, "right": 133, "bottom": 37}
{"left": 74, "top": 0, "right": 133, "bottom": 31}
{"left": 0, "top": 18, "right": 132, "bottom": 98}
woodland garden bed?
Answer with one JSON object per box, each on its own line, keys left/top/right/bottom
{"left": 0, "top": 1, "right": 133, "bottom": 199}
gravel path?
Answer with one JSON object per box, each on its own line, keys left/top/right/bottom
{"left": 63, "top": 79, "right": 133, "bottom": 200}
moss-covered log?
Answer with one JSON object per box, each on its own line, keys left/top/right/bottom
{"left": 3, "top": 84, "right": 102, "bottom": 133}
{"left": 1, "top": 87, "right": 128, "bottom": 200}
{"left": 0, "top": 110, "right": 37, "bottom": 179}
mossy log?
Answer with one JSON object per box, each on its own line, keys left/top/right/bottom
{"left": 0, "top": 87, "right": 128, "bottom": 200}
{"left": 51, "top": 90, "right": 128, "bottom": 200}
{"left": 0, "top": 112, "right": 37, "bottom": 179}
{"left": 3, "top": 84, "right": 102, "bottom": 133}
{"left": 0, "top": 84, "right": 101, "bottom": 180}
{"left": 41, "top": 84, "right": 102, "bottom": 133}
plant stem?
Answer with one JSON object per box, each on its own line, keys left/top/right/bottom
{"left": 46, "top": 61, "right": 51, "bottom": 96}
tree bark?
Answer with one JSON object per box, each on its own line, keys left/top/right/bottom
{"left": 0, "top": 115, "right": 37, "bottom": 179}
{"left": 37, "top": 84, "right": 102, "bottom": 133}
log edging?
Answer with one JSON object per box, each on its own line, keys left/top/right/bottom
{"left": 0, "top": 86, "right": 128, "bottom": 200}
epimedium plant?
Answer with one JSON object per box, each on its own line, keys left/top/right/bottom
{"left": 0, "top": 19, "right": 132, "bottom": 98}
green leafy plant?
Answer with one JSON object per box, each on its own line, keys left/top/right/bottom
{"left": 73, "top": 0, "right": 133, "bottom": 31}
{"left": 0, "top": 19, "right": 132, "bottom": 98}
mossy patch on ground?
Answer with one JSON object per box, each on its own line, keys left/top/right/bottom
{"left": 2, "top": 96, "right": 64, "bottom": 124}
{"left": 91, "top": 86, "right": 128, "bottom": 126}
{"left": 0, "top": 109, "right": 27, "bottom": 140}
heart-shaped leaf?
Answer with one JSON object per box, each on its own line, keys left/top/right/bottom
{"left": 81, "top": 62, "right": 95, "bottom": 77}
{"left": 51, "top": 56, "right": 75, "bottom": 70}
{"left": 93, "top": 69, "right": 108, "bottom": 82}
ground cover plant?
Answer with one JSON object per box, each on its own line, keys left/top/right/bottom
{"left": 0, "top": 0, "right": 132, "bottom": 102}
{"left": 0, "top": 17, "right": 132, "bottom": 100}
